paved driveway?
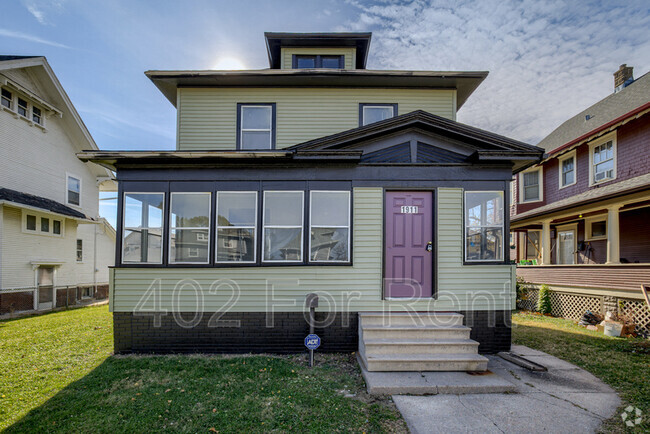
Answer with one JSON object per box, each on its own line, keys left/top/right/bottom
{"left": 392, "top": 345, "right": 621, "bottom": 434}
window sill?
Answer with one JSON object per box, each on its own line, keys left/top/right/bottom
{"left": 519, "top": 199, "right": 543, "bottom": 204}
{"left": 558, "top": 182, "right": 576, "bottom": 190}
{"left": 589, "top": 178, "right": 616, "bottom": 187}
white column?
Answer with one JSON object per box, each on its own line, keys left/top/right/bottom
{"left": 541, "top": 219, "right": 551, "bottom": 265}
{"left": 606, "top": 205, "right": 622, "bottom": 264}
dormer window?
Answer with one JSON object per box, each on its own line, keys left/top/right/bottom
{"left": 293, "top": 55, "right": 344, "bottom": 69}
{"left": 17, "top": 98, "right": 28, "bottom": 117}
{"left": 1, "top": 88, "right": 11, "bottom": 109}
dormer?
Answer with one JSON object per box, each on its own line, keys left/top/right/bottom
{"left": 264, "top": 32, "right": 372, "bottom": 70}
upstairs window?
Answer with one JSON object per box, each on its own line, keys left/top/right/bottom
{"left": 32, "top": 106, "right": 42, "bottom": 124}
{"left": 590, "top": 135, "right": 616, "bottom": 185}
{"left": 237, "top": 104, "right": 275, "bottom": 150}
{"left": 464, "top": 191, "right": 504, "bottom": 262}
{"left": 122, "top": 193, "right": 164, "bottom": 264}
{"left": 293, "top": 55, "right": 344, "bottom": 69}
{"left": 263, "top": 191, "right": 304, "bottom": 262}
{"left": 169, "top": 192, "right": 211, "bottom": 264}
{"left": 76, "top": 239, "right": 83, "bottom": 262}
{"left": 17, "top": 98, "right": 28, "bottom": 117}
{"left": 360, "top": 104, "right": 397, "bottom": 126}
{"left": 1, "top": 88, "right": 11, "bottom": 109}
{"left": 66, "top": 174, "right": 81, "bottom": 206}
{"left": 558, "top": 151, "right": 576, "bottom": 188}
{"left": 521, "top": 168, "right": 542, "bottom": 202}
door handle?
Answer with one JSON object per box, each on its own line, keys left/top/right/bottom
{"left": 426, "top": 241, "right": 433, "bottom": 252}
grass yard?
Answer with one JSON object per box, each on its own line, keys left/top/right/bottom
{"left": 0, "top": 305, "right": 405, "bottom": 433}
{"left": 512, "top": 312, "right": 650, "bottom": 433}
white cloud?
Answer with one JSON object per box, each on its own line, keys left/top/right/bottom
{"left": 0, "top": 28, "right": 70, "bottom": 48}
{"left": 338, "top": 0, "right": 650, "bottom": 144}
{"left": 20, "top": 0, "right": 68, "bottom": 25}
{"left": 25, "top": 3, "right": 46, "bottom": 24}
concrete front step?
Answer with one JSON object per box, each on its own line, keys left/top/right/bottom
{"left": 361, "top": 325, "right": 472, "bottom": 340}
{"left": 363, "top": 338, "right": 480, "bottom": 355}
{"left": 359, "top": 312, "right": 464, "bottom": 327}
{"left": 362, "top": 353, "right": 489, "bottom": 372}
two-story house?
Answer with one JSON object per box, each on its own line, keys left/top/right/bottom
{"left": 80, "top": 32, "right": 543, "bottom": 371}
{"left": 0, "top": 56, "right": 115, "bottom": 314}
{"left": 511, "top": 65, "right": 650, "bottom": 333}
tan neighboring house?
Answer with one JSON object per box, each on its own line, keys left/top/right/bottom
{"left": 0, "top": 55, "right": 115, "bottom": 314}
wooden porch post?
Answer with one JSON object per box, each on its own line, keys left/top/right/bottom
{"left": 541, "top": 219, "right": 551, "bottom": 265}
{"left": 606, "top": 205, "right": 621, "bottom": 264}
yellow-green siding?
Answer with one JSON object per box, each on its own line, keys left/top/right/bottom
{"left": 280, "top": 47, "right": 356, "bottom": 69}
{"left": 111, "top": 188, "right": 513, "bottom": 312}
{"left": 177, "top": 88, "right": 457, "bottom": 151}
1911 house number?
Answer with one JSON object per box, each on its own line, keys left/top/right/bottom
{"left": 400, "top": 206, "right": 419, "bottom": 214}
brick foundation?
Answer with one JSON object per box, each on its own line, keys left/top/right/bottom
{"left": 0, "top": 291, "right": 34, "bottom": 314}
{"left": 113, "top": 310, "right": 511, "bottom": 354}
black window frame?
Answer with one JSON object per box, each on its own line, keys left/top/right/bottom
{"left": 359, "top": 103, "right": 398, "bottom": 127}
{"left": 1, "top": 88, "right": 11, "bottom": 109}
{"left": 236, "top": 103, "right": 277, "bottom": 150}
{"left": 292, "top": 54, "right": 344, "bottom": 69}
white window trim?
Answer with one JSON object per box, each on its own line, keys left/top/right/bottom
{"left": 262, "top": 190, "right": 304, "bottom": 263}
{"left": 21, "top": 210, "right": 64, "bottom": 237}
{"left": 76, "top": 239, "right": 84, "bottom": 263}
{"left": 1, "top": 87, "right": 47, "bottom": 130}
{"left": 519, "top": 166, "right": 543, "bottom": 203}
{"left": 215, "top": 191, "right": 258, "bottom": 264}
{"left": 362, "top": 105, "right": 395, "bottom": 126}
{"left": 585, "top": 215, "right": 607, "bottom": 241}
{"left": 510, "top": 179, "right": 516, "bottom": 205}
{"left": 556, "top": 223, "right": 578, "bottom": 265}
{"left": 588, "top": 132, "right": 617, "bottom": 186}
{"left": 168, "top": 192, "right": 211, "bottom": 265}
{"left": 557, "top": 150, "right": 577, "bottom": 189}
{"left": 308, "top": 190, "right": 351, "bottom": 263}
{"left": 65, "top": 172, "right": 82, "bottom": 208}
{"left": 122, "top": 192, "right": 165, "bottom": 264}
{"left": 240, "top": 105, "right": 273, "bottom": 150}
{"left": 464, "top": 190, "right": 505, "bottom": 263}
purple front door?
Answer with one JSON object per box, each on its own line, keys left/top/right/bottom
{"left": 385, "top": 191, "right": 434, "bottom": 298}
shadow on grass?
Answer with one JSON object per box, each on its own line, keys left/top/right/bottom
{"left": 6, "top": 353, "right": 401, "bottom": 433}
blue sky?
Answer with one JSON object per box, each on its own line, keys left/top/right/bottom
{"left": 2, "top": 0, "right": 649, "bottom": 225}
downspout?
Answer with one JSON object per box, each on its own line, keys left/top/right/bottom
{"left": 93, "top": 222, "right": 98, "bottom": 297}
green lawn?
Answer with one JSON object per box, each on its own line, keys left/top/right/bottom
{"left": 0, "top": 305, "right": 404, "bottom": 433}
{"left": 512, "top": 312, "right": 650, "bottom": 433}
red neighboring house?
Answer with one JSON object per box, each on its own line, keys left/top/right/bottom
{"left": 510, "top": 65, "right": 650, "bottom": 332}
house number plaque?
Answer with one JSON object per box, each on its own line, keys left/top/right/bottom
{"left": 400, "top": 206, "right": 419, "bottom": 214}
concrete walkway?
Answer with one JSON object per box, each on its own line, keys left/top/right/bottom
{"left": 392, "top": 345, "right": 621, "bottom": 434}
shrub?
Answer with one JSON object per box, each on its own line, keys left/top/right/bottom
{"left": 537, "top": 284, "right": 552, "bottom": 315}
{"left": 516, "top": 277, "right": 530, "bottom": 305}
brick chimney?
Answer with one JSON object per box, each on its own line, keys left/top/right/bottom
{"left": 614, "top": 64, "right": 634, "bottom": 92}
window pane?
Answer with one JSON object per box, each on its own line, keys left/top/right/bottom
{"left": 524, "top": 185, "right": 539, "bottom": 201}
{"left": 18, "top": 98, "right": 27, "bottom": 116}
{"left": 122, "top": 229, "right": 163, "bottom": 263}
{"left": 310, "top": 191, "right": 349, "bottom": 226}
{"left": 217, "top": 192, "right": 256, "bottom": 226}
{"left": 242, "top": 106, "right": 271, "bottom": 130}
{"left": 523, "top": 171, "right": 538, "bottom": 187}
{"left": 124, "top": 193, "right": 164, "bottom": 228}
{"left": 296, "top": 56, "right": 316, "bottom": 68}
{"left": 41, "top": 218, "right": 49, "bottom": 232}
{"left": 263, "top": 227, "right": 302, "bottom": 261}
{"left": 562, "top": 158, "right": 573, "bottom": 173}
{"left": 363, "top": 106, "right": 394, "bottom": 125}
{"left": 466, "top": 228, "right": 503, "bottom": 261}
{"left": 171, "top": 193, "right": 210, "bottom": 228}
{"left": 67, "top": 176, "right": 81, "bottom": 205}
{"left": 321, "top": 56, "right": 341, "bottom": 68}
{"left": 241, "top": 131, "right": 271, "bottom": 149}
{"left": 53, "top": 220, "right": 61, "bottom": 234}
{"left": 76, "top": 240, "right": 83, "bottom": 262}
{"left": 170, "top": 229, "right": 209, "bottom": 263}
{"left": 311, "top": 228, "right": 348, "bottom": 261}
{"left": 217, "top": 228, "right": 255, "bottom": 262}
{"left": 526, "top": 231, "right": 540, "bottom": 260}
{"left": 594, "top": 159, "right": 614, "bottom": 179}
{"left": 465, "top": 191, "right": 504, "bottom": 226}
{"left": 591, "top": 221, "right": 606, "bottom": 237}
{"left": 264, "top": 191, "right": 303, "bottom": 226}
{"left": 26, "top": 215, "right": 36, "bottom": 230}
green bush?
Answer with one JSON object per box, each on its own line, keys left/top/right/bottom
{"left": 537, "top": 284, "right": 552, "bottom": 314}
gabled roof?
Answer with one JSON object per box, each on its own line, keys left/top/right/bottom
{"left": 289, "top": 110, "right": 544, "bottom": 172}
{"left": 0, "top": 188, "right": 89, "bottom": 220}
{"left": 264, "top": 32, "right": 372, "bottom": 69}
{"left": 539, "top": 72, "right": 650, "bottom": 154}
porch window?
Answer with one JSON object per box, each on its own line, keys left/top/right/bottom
{"left": 526, "top": 230, "right": 541, "bottom": 261}
{"left": 263, "top": 191, "right": 304, "bottom": 262}
{"left": 238, "top": 104, "right": 275, "bottom": 150}
{"left": 26, "top": 214, "right": 36, "bottom": 231}
{"left": 41, "top": 217, "right": 49, "bottom": 232}
{"left": 591, "top": 140, "right": 615, "bottom": 184}
{"left": 559, "top": 153, "right": 576, "bottom": 188}
{"left": 521, "top": 168, "right": 541, "bottom": 202}
{"left": 122, "top": 193, "right": 164, "bottom": 263}
{"left": 464, "top": 191, "right": 504, "bottom": 262}
{"left": 1, "top": 88, "right": 11, "bottom": 109}
{"left": 169, "top": 193, "right": 211, "bottom": 264}
{"left": 309, "top": 191, "right": 350, "bottom": 262}
{"left": 586, "top": 218, "right": 607, "bottom": 240}
{"left": 216, "top": 191, "right": 257, "bottom": 263}
{"left": 360, "top": 104, "right": 397, "bottom": 126}
{"left": 53, "top": 220, "right": 61, "bottom": 235}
